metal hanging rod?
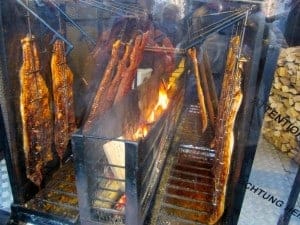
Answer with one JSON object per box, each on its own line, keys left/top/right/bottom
{"left": 79, "top": 0, "right": 146, "bottom": 18}
{"left": 144, "top": 45, "right": 186, "bottom": 55}
{"left": 16, "top": 0, "right": 74, "bottom": 55}
{"left": 184, "top": 7, "right": 253, "bottom": 50}
{"left": 109, "top": 0, "right": 148, "bottom": 16}
{"left": 48, "top": 0, "right": 96, "bottom": 46}
{"left": 79, "top": 0, "right": 128, "bottom": 17}
{"left": 191, "top": 9, "right": 242, "bottom": 18}
{"left": 190, "top": 10, "right": 245, "bottom": 37}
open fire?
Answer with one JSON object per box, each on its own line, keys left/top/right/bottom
{"left": 133, "top": 58, "right": 185, "bottom": 140}
{"left": 133, "top": 83, "right": 169, "bottom": 140}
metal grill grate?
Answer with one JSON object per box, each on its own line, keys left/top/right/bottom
{"left": 150, "top": 104, "right": 217, "bottom": 225}
{"left": 21, "top": 160, "right": 79, "bottom": 223}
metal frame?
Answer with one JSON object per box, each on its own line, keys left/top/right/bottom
{"left": 221, "top": 11, "right": 280, "bottom": 225}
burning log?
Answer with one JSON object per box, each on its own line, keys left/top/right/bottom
{"left": 19, "top": 35, "right": 53, "bottom": 186}
{"left": 51, "top": 39, "right": 76, "bottom": 161}
{"left": 188, "top": 47, "right": 208, "bottom": 133}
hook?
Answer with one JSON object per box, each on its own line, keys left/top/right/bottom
{"left": 16, "top": 0, "right": 74, "bottom": 55}
{"left": 48, "top": 0, "right": 96, "bottom": 46}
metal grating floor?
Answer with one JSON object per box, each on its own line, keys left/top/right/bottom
{"left": 150, "top": 103, "right": 300, "bottom": 225}
{"left": 149, "top": 104, "right": 216, "bottom": 225}
{"left": 22, "top": 160, "right": 79, "bottom": 223}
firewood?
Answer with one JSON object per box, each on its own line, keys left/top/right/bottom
{"left": 277, "top": 67, "right": 287, "bottom": 76}
{"left": 294, "top": 95, "right": 300, "bottom": 102}
{"left": 279, "top": 77, "right": 291, "bottom": 86}
{"left": 286, "top": 108, "right": 298, "bottom": 118}
{"left": 289, "top": 98, "right": 295, "bottom": 106}
{"left": 282, "top": 85, "right": 290, "bottom": 92}
{"left": 262, "top": 46, "right": 300, "bottom": 159}
{"left": 295, "top": 102, "right": 300, "bottom": 112}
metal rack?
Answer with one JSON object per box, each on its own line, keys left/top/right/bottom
{"left": 16, "top": 0, "right": 74, "bottom": 54}
{"left": 185, "top": 6, "right": 253, "bottom": 49}
{"left": 79, "top": 0, "right": 148, "bottom": 18}
{"left": 0, "top": 1, "right": 272, "bottom": 225}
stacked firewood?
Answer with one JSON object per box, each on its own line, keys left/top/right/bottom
{"left": 262, "top": 47, "right": 300, "bottom": 159}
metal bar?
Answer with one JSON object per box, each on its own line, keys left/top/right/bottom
{"left": 80, "top": 134, "right": 135, "bottom": 143}
{"left": 185, "top": 9, "right": 250, "bottom": 49}
{"left": 0, "top": 3, "right": 26, "bottom": 204}
{"left": 96, "top": 176, "right": 125, "bottom": 183}
{"left": 110, "top": 0, "right": 146, "bottom": 14}
{"left": 79, "top": 0, "right": 132, "bottom": 17}
{"left": 91, "top": 207, "right": 124, "bottom": 215}
{"left": 46, "top": 188, "right": 77, "bottom": 198}
{"left": 16, "top": 0, "right": 74, "bottom": 54}
{"left": 277, "top": 166, "right": 300, "bottom": 225}
{"left": 168, "top": 176, "right": 214, "bottom": 187}
{"left": 221, "top": 11, "right": 266, "bottom": 225}
{"left": 72, "top": 133, "right": 91, "bottom": 221}
{"left": 48, "top": 0, "right": 96, "bottom": 46}
{"left": 98, "top": 162, "right": 125, "bottom": 169}
{"left": 96, "top": 185, "right": 121, "bottom": 194}
{"left": 172, "top": 169, "right": 213, "bottom": 179}
{"left": 188, "top": 10, "right": 243, "bottom": 38}
{"left": 11, "top": 204, "right": 78, "bottom": 224}
{"left": 34, "top": 197, "right": 79, "bottom": 210}
{"left": 167, "top": 184, "right": 213, "bottom": 195}
{"left": 93, "top": 196, "right": 119, "bottom": 204}
{"left": 125, "top": 142, "right": 141, "bottom": 225}
{"left": 162, "top": 202, "right": 210, "bottom": 215}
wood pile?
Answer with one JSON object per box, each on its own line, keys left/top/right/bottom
{"left": 262, "top": 47, "right": 300, "bottom": 159}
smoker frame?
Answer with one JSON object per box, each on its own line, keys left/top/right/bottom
{"left": 72, "top": 73, "right": 186, "bottom": 225}
{"left": 0, "top": 1, "right": 279, "bottom": 225}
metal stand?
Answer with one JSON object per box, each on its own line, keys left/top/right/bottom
{"left": 277, "top": 166, "right": 300, "bottom": 225}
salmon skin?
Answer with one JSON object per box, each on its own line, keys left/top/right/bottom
{"left": 51, "top": 39, "right": 76, "bottom": 160}
{"left": 19, "top": 35, "right": 53, "bottom": 186}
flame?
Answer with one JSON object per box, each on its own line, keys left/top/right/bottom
{"left": 133, "top": 83, "right": 170, "bottom": 140}
{"left": 133, "top": 124, "right": 149, "bottom": 140}
{"left": 147, "top": 84, "right": 169, "bottom": 123}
